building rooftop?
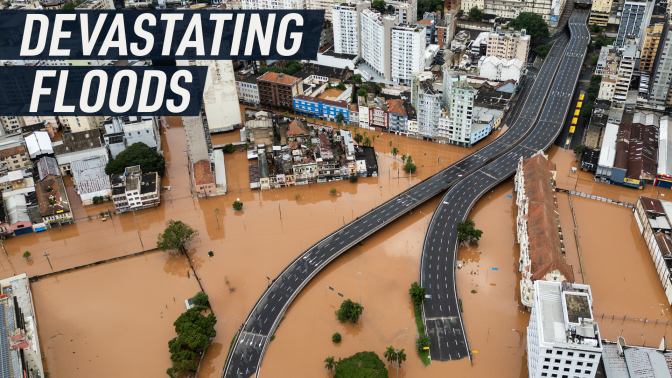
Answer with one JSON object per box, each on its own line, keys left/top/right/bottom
{"left": 35, "top": 175, "right": 69, "bottom": 216}
{"left": 0, "top": 146, "right": 26, "bottom": 160}
{"left": 25, "top": 131, "right": 53, "bottom": 158}
{"left": 71, "top": 155, "right": 111, "bottom": 196}
{"left": 53, "top": 129, "right": 104, "bottom": 156}
{"left": 293, "top": 63, "right": 351, "bottom": 83}
{"left": 534, "top": 281, "right": 601, "bottom": 349}
{"left": 193, "top": 160, "right": 214, "bottom": 186}
{"left": 257, "top": 71, "right": 301, "bottom": 85}
{"left": 140, "top": 173, "right": 157, "bottom": 195}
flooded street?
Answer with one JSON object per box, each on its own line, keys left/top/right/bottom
{"left": 12, "top": 112, "right": 672, "bottom": 378}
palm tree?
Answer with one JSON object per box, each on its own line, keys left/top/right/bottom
{"left": 336, "top": 112, "right": 345, "bottom": 125}
{"left": 345, "top": 125, "right": 350, "bottom": 132}
{"left": 391, "top": 147, "right": 398, "bottom": 157}
{"left": 363, "top": 136, "right": 371, "bottom": 147}
{"left": 396, "top": 349, "right": 406, "bottom": 367}
{"left": 384, "top": 346, "right": 397, "bottom": 364}
{"left": 324, "top": 356, "right": 336, "bottom": 371}
{"left": 389, "top": 140, "right": 393, "bottom": 146}
{"left": 401, "top": 154, "right": 407, "bottom": 163}
{"left": 372, "top": 135, "right": 376, "bottom": 144}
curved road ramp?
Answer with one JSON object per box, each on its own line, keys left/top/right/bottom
{"left": 222, "top": 10, "right": 589, "bottom": 378}
{"left": 419, "top": 10, "right": 590, "bottom": 363}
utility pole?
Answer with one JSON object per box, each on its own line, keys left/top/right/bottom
{"left": 279, "top": 204, "right": 282, "bottom": 220}
{"left": 132, "top": 208, "right": 139, "bottom": 228}
{"left": 137, "top": 230, "right": 144, "bottom": 250}
{"left": 106, "top": 205, "right": 113, "bottom": 218}
{"left": 215, "top": 209, "right": 220, "bottom": 229}
{"left": 44, "top": 251, "right": 53, "bottom": 272}
{"left": 350, "top": 193, "right": 353, "bottom": 211}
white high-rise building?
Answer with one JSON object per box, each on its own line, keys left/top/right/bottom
{"left": 177, "top": 60, "right": 242, "bottom": 133}
{"left": 333, "top": 2, "right": 369, "bottom": 55}
{"left": 612, "top": 44, "right": 638, "bottom": 108}
{"left": 412, "top": 72, "right": 442, "bottom": 139}
{"left": 527, "top": 281, "right": 602, "bottom": 378}
{"left": 360, "top": 9, "right": 397, "bottom": 80}
{"left": 448, "top": 76, "right": 476, "bottom": 146}
{"left": 242, "top": 0, "right": 304, "bottom": 9}
{"left": 391, "top": 25, "right": 426, "bottom": 85}
{"left": 616, "top": 0, "right": 654, "bottom": 47}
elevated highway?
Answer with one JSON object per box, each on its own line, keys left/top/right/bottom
{"left": 419, "top": 10, "right": 590, "bottom": 362}
{"left": 222, "top": 11, "right": 589, "bottom": 377}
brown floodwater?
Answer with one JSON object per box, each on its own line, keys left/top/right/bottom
{"left": 12, "top": 114, "right": 672, "bottom": 378}
{"left": 33, "top": 250, "right": 201, "bottom": 378}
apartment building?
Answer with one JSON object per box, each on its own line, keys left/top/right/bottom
{"left": 360, "top": 9, "right": 397, "bottom": 80}
{"left": 486, "top": 29, "right": 531, "bottom": 64}
{"left": 615, "top": 0, "right": 654, "bottom": 47}
{"left": 612, "top": 44, "right": 638, "bottom": 108}
{"left": 58, "top": 116, "right": 105, "bottom": 133}
{"left": 0, "top": 117, "right": 23, "bottom": 135}
{"left": 177, "top": 60, "right": 242, "bottom": 133}
{"left": 110, "top": 166, "right": 161, "bottom": 213}
{"left": 257, "top": 72, "right": 304, "bottom": 111}
{"left": 333, "top": 2, "right": 369, "bottom": 55}
{"left": 527, "top": 281, "right": 602, "bottom": 378}
{"left": 76, "top": 0, "right": 114, "bottom": 9}
{"left": 645, "top": 17, "right": 672, "bottom": 110}
{"left": 236, "top": 75, "right": 260, "bottom": 105}
{"left": 412, "top": 72, "right": 442, "bottom": 140}
{"left": 391, "top": 25, "right": 427, "bottom": 85}
{"left": 461, "top": 0, "right": 483, "bottom": 14}
{"left": 103, "top": 116, "right": 161, "bottom": 159}
{"left": 308, "top": 0, "right": 335, "bottom": 20}
{"left": 0, "top": 146, "right": 29, "bottom": 172}
{"left": 484, "top": 0, "right": 558, "bottom": 26}
{"left": 448, "top": 78, "right": 477, "bottom": 146}
{"left": 639, "top": 23, "right": 664, "bottom": 72}
{"left": 598, "top": 77, "right": 617, "bottom": 101}
{"left": 241, "top": 0, "right": 303, "bottom": 9}
{"left": 444, "top": 0, "right": 461, "bottom": 13}
{"left": 588, "top": 0, "right": 613, "bottom": 26}
{"left": 386, "top": 99, "right": 410, "bottom": 134}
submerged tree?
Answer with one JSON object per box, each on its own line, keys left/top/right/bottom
{"left": 157, "top": 220, "right": 197, "bottom": 254}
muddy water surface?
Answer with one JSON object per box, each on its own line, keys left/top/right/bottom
{"left": 34, "top": 250, "right": 201, "bottom": 378}
{"left": 21, "top": 115, "right": 672, "bottom": 378}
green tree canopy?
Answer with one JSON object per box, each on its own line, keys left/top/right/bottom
{"left": 157, "top": 220, "right": 197, "bottom": 253}
{"left": 336, "top": 82, "right": 347, "bottom": 90}
{"left": 357, "top": 88, "right": 368, "bottom": 97}
{"left": 409, "top": 282, "right": 426, "bottom": 306}
{"left": 259, "top": 61, "right": 302, "bottom": 76}
{"left": 193, "top": 292, "right": 209, "bottom": 306}
{"left": 534, "top": 41, "right": 554, "bottom": 57}
{"left": 403, "top": 161, "right": 417, "bottom": 173}
{"left": 456, "top": 218, "right": 483, "bottom": 245}
{"left": 353, "top": 74, "right": 362, "bottom": 83}
{"left": 334, "top": 351, "right": 388, "bottom": 378}
{"left": 167, "top": 305, "right": 217, "bottom": 377}
{"left": 105, "top": 142, "right": 165, "bottom": 176}
{"left": 469, "top": 7, "right": 484, "bottom": 21}
{"left": 354, "top": 133, "right": 364, "bottom": 144}
{"left": 335, "top": 299, "right": 364, "bottom": 323}
{"left": 507, "top": 12, "right": 550, "bottom": 40}
{"left": 372, "top": 0, "right": 387, "bottom": 12}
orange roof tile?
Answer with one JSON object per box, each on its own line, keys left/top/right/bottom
{"left": 258, "top": 71, "right": 301, "bottom": 85}
{"left": 386, "top": 99, "right": 407, "bottom": 117}
{"left": 193, "top": 160, "right": 214, "bottom": 185}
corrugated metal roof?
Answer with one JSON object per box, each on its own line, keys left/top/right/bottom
{"left": 602, "top": 344, "right": 631, "bottom": 378}
{"left": 624, "top": 348, "right": 672, "bottom": 378}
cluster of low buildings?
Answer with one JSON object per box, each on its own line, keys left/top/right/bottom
{"left": 243, "top": 111, "right": 377, "bottom": 189}
{"left": 0, "top": 114, "right": 164, "bottom": 237}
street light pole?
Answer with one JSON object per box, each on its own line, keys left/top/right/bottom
{"left": 395, "top": 349, "right": 400, "bottom": 378}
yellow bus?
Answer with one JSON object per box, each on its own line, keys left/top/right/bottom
{"left": 571, "top": 117, "right": 578, "bottom": 125}
{"left": 574, "top": 109, "right": 580, "bottom": 116}
{"left": 576, "top": 102, "right": 582, "bottom": 108}
{"left": 579, "top": 93, "right": 585, "bottom": 101}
